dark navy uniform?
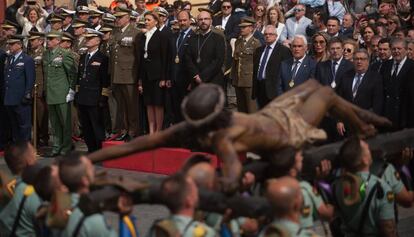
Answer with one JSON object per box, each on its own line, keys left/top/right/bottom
{"left": 0, "top": 49, "right": 10, "bottom": 148}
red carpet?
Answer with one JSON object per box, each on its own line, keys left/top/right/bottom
{"left": 102, "top": 141, "right": 220, "bottom": 175}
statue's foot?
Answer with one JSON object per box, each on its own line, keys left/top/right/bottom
{"left": 359, "top": 124, "right": 377, "bottom": 138}
{"left": 356, "top": 109, "right": 392, "bottom": 127}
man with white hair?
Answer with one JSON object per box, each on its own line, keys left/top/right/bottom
{"left": 277, "top": 34, "right": 316, "bottom": 95}
{"left": 252, "top": 25, "right": 291, "bottom": 108}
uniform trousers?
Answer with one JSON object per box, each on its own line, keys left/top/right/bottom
{"left": 0, "top": 102, "right": 11, "bottom": 149}
{"left": 235, "top": 87, "right": 257, "bottom": 114}
{"left": 5, "top": 104, "right": 32, "bottom": 142}
{"left": 78, "top": 105, "right": 105, "bottom": 152}
{"left": 112, "top": 84, "right": 139, "bottom": 136}
{"left": 48, "top": 103, "right": 72, "bottom": 155}
{"left": 35, "top": 97, "right": 49, "bottom": 144}
{"left": 256, "top": 80, "right": 272, "bottom": 109}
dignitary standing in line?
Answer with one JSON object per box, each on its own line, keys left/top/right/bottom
{"left": 231, "top": 17, "right": 261, "bottom": 113}
{"left": 43, "top": 32, "right": 77, "bottom": 157}
{"left": 185, "top": 9, "right": 226, "bottom": 89}
{"left": 138, "top": 11, "right": 168, "bottom": 134}
{"left": 75, "top": 29, "right": 110, "bottom": 152}
{"left": 2, "top": 35, "right": 35, "bottom": 142}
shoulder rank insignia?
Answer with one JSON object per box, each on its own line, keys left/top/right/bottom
{"left": 386, "top": 191, "right": 395, "bottom": 202}
{"left": 193, "top": 224, "right": 206, "bottom": 237}
{"left": 302, "top": 205, "right": 311, "bottom": 217}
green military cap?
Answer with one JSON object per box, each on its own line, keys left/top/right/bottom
{"left": 7, "top": 35, "right": 24, "bottom": 44}
{"left": 72, "top": 18, "right": 88, "bottom": 28}
{"left": 197, "top": 8, "right": 214, "bottom": 15}
{"left": 113, "top": 7, "right": 132, "bottom": 17}
{"left": 28, "top": 31, "right": 46, "bottom": 40}
{"left": 89, "top": 8, "right": 104, "bottom": 17}
{"left": 239, "top": 16, "right": 256, "bottom": 27}
{"left": 99, "top": 23, "right": 115, "bottom": 33}
{"left": 46, "top": 31, "right": 63, "bottom": 39}
{"left": 2, "top": 20, "right": 19, "bottom": 29}
{"left": 84, "top": 28, "right": 104, "bottom": 38}
{"left": 60, "top": 8, "right": 76, "bottom": 17}
{"left": 62, "top": 32, "right": 75, "bottom": 41}
{"left": 102, "top": 13, "right": 116, "bottom": 22}
{"left": 48, "top": 13, "right": 65, "bottom": 23}
{"left": 77, "top": 5, "right": 89, "bottom": 14}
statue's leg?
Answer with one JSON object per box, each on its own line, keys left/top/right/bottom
{"left": 274, "top": 79, "right": 322, "bottom": 102}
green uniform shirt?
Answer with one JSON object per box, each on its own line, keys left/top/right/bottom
{"left": 259, "top": 219, "right": 320, "bottom": 237}
{"left": 371, "top": 162, "right": 404, "bottom": 195}
{"left": 204, "top": 212, "right": 245, "bottom": 237}
{"left": 0, "top": 178, "right": 41, "bottom": 237}
{"left": 61, "top": 193, "right": 117, "bottom": 237}
{"left": 333, "top": 172, "right": 395, "bottom": 237}
{"left": 299, "top": 181, "right": 323, "bottom": 228}
{"left": 149, "top": 215, "right": 217, "bottom": 237}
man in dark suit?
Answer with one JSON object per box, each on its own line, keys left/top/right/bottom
{"left": 170, "top": 10, "right": 194, "bottom": 123}
{"left": 2, "top": 35, "right": 35, "bottom": 142}
{"left": 315, "top": 37, "right": 354, "bottom": 88}
{"left": 252, "top": 25, "right": 292, "bottom": 108}
{"left": 370, "top": 38, "right": 392, "bottom": 72}
{"left": 185, "top": 9, "right": 225, "bottom": 88}
{"left": 212, "top": 0, "right": 240, "bottom": 41}
{"left": 208, "top": 0, "right": 221, "bottom": 15}
{"left": 340, "top": 13, "right": 353, "bottom": 39}
{"left": 278, "top": 35, "right": 316, "bottom": 95}
{"left": 0, "top": 49, "right": 9, "bottom": 150}
{"left": 336, "top": 49, "right": 383, "bottom": 136}
{"left": 381, "top": 38, "right": 414, "bottom": 131}
{"left": 75, "top": 29, "right": 110, "bottom": 152}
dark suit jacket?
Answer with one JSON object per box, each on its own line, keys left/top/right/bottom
{"left": 213, "top": 14, "right": 241, "bottom": 40}
{"left": 340, "top": 26, "right": 354, "bottom": 39}
{"left": 2, "top": 52, "right": 35, "bottom": 106}
{"left": 380, "top": 58, "right": 414, "bottom": 130}
{"left": 278, "top": 55, "right": 316, "bottom": 95}
{"left": 252, "top": 43, "right": 292, "bottom": 100}
{"left": 369, "top": 59, "right": 391, "bottom": 73}
{"left": 208, "top": 0, "right": 222, "bottom": 14}
{"left": 0, "top": 50, "right": 7, "bottom": 102}
{"left": 401, "top": 69, "right": 414, "bottom": 128}
{"left": 170, "top": 29, "right": 194, "bottom": 86}
{"left": 76, "top": 51, "right": 109, "bottom": 106}
{"left": 315, "top": 58, "right": 354, "bottom": 87}
{"left": 139, "top": 30, "right": 168, "bottom": 82}
{"left": 336, "top": 70, "right": 383, "bottom": 115}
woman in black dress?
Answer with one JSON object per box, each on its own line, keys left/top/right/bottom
{"left": 138, "top": 11, "right": 168, "bottom": 134}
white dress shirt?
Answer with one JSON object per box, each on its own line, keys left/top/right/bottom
{"left": 258, "top": 40, "right": 277, "bottom": 79}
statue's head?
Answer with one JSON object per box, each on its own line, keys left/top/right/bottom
{"left": 181, "top": 84, "right": 226, "bottom": 128}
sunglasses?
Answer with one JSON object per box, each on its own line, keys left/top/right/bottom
{"left": 344, "top": 48, "right": 352, "bottom": 53}
{"left": 256, "top": 8, "right": 264, "bottom": 12}
{"left": 222, "top": 5, "right": 231, "bottom": 9}
{"left": 294, "top": 8, "right": 305, "bottom": 12}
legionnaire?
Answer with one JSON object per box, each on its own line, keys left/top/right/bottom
{"left": 43, "top": 31, "right": 77, "bottom": 157}
{"left": 231, "top": 17, "right": 261, "bottom": 114}
{"left": 332, "top": 137, "right": 398, "bottom": 237}
{"left": 72, "top": 19, "right": 88, "bottom": 55}
{"left": 0, "top": 142, "right": 41, "bottom": 236}
{"left": 260, "top": 177, "right": 320, "bottom": 237}
{"left": 48, "top": 13, "right": 65, "bottom": 32}
{"left": 28, "top": 31, "right": 49, "bottom": 147}
{"left": 1, "top": 20, "right": 19, "bottom": 51}
{"left": 111, "top": 7, "right": 140, "bottom": 140}
{"left": 89, "top": 8, "right": 104, "bottom": 31}
{"left": 75, "top": 29, "right": 110, "bottom": 152}
{"left": 3, "top": 35, "right": 35, "bottom": 142}
{"left": 149, "top": 173, "right": 217, "bottom": 237}
{"left": 61, "top": 8, "right": 76, "bottom": 36}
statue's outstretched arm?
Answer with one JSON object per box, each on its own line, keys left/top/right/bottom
{"left": 88, "top": 122, "right": 189, "bottom": 163}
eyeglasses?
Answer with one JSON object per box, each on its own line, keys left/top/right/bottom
{"left": 387, "top": 21, "right": 396, "bottom": 25}
{"left": 314, "top": 40, "right": 326, "bottom": 44}
{"left": 256, "top": 8, "right": 264, "bottom": 12}
{"left": 354, "top": 57, "right": 368, "bottom": 61}
{"left": 264, "top": 33, "right": 276, "bottom": 36}
{"left": 222, "top": 5, "right": 232, "bottom": 9}
{"left": 344, "top": 48, "right": 352, "bottom": 53}
{"left": 294, "top": 8, "right": 305, "bottom": 12}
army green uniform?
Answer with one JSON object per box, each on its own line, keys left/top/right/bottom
{"left": 203, "top": 212, "right": 245, "bottom": 237}
{"left": 299, "top": 181, "right": 323, "bottom": 228}
{"left": 150, "top": 215, "right": 217, "bottom": 237}
{"left": 28, "top": 47, "right": 49, "bottom": 146}
{"left": 0, "top": 178, "right": 41, "bottom": 236}
{"left": 43, "top": 47, "right": 77, "bottom": 155}
{"left": 231, "top": 35, "right": 261, "bottom": 113}
{"left": 333, "top": 172, "right": 395, "bottom": 237}
{"left": 259, "top": 219, "right": 320, "bottom": 237}
{"left": 61, "top": 193, "right": 117, "bottom": 237}
{"left": 371, "top": 161, "right": 404, "bottom": 195}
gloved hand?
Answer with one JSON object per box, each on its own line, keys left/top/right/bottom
{"left": 21, "top": 93, "right": 32, "bottom": 105}
{"left": 66, "top": 89, "right": 75, "bottom": 103}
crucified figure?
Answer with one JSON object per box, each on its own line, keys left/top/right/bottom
{"left": 88, "top": 80, "right": 390, "bottom": 190}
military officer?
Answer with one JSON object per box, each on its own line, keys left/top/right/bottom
{"left": 3, "top": 35, "right": 35, "bottom": 142}
{"left": 77, "top": 5, "right": 91, "bottom": 24}
{"left": 102, "top": 12, "right": 117, "bottom": 25}
{"left": 111, "top": 7, "right": 140, "bottom": 140}
{"left": 43, "top": 32, "right": 77, "bottom": 157}
{"left": 48, "top": 13, "right": 65, "bottom": 32}
{"left": 61, "top": 8, "right": 76, "bottom": 35}
{"left": 231, "top": 17, "right": 262, "bottom": 114}
{"left": 28, "top": 31, "right": 49, "bottom": 147}
{"left": 75, "top": 29, "right": 110, "bottom": 152}
{"left": 99, "top": 25, "right": 114, "bottom": 56}
{"left": 60, "top": 32, "right": 76, "bottom": 50}
{"left": 89, "top": 8, "right": 104, "bottom": 31}
{"left": 72, "top": 19, "right": 88, "bottom": 55}
{"left": 0, "top": 49, "right": 9, "bottom": 149}
{"left": 333, "top": 137, "right": 397, "bottom": 237}
{"left": 0, "top": 20, "right": 19, "bottom": 51}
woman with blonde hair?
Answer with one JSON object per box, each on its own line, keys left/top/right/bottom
{"left": 311, "top": 32, "right": 330, "bottom": 62}
{"left": 264, "top": 6, "right": 285, "bottom": 41}
{"left": 343, "top": 39, "right": 358, "bottom": 61}
{"left": 16, "top": 3, "right": 49, "bottom": 37}
{"left": 386, "top": 15, "right": 401, "bottom": 36}
{"left": 253, "top": 4, "right": 266, "bottom": 32}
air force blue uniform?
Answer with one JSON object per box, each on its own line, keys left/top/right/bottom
{"left": 2, "top": 51, "right": 35, "bottom": 142}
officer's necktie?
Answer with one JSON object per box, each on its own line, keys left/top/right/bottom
{"left": 9, "top": 56, "right": 14, "bottom": 65}
{"left": 331, "top": 60, "right": 338, "bottom": 80}
{"left": 177, "top": 31, "right": 185, "bottom": 48}
{"left": 352, "top": 73, "right": 362, "bottom": 98}
{"left": 257, "top": 45, "right": 271, "bottom": 81}
{"left": 291, "top": 60, "right": 300, "bottom": 80}
{"left": 392, "top": 61, "right": 399, "bottom": 78}
{"left": 86, "top": 53, "right": 91, "bottom": 65}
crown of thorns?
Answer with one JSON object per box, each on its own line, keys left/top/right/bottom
{"left": 181, "top": 84, "right": 225, "bottom": 127}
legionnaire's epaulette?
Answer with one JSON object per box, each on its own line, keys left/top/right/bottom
{"left": 386, "top": 191, "right": 395, "bottom": 203}
{"left": 24, "top": 185, "right": 35, "bottom": 196}
{"left": 0, "top": 171, "right": 16, "bottom": 207}
{"left": 301, "top": 205, "right": 311, "bottom": 217}
{"left": 101, "top": 87, "right": 111, "bottom": 97}
{"left": 193, "top": 224, "right": 207, "bottom": 237}
{"left": 263, "top": 223, "right": 291, "bottom": 237}
{"left": 152, "top": 219, "right": 180, "bottom": 237}
{"left": 46, "top": 191, "right": 72, "bottom": 229}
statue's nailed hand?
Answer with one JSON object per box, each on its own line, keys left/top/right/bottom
{"left": 217, "top": 176, "right": 240, "bottom": 195}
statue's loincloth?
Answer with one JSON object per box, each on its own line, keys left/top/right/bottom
{"left": 258, "top": 95, "right": 327, "bottom": 148}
